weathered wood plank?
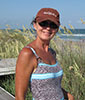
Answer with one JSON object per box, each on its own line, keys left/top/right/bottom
{"left": 0, "top": 58, "right": 16, "bottom": 76}
{"left": 0, "top": 87, "right": 15, "bottom": 100}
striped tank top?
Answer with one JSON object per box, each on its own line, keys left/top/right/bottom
{"left": 26, "top": 46, "right": 64, "bottom": 100}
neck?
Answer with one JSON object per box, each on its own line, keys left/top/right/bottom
{"left": 34, "top": 37, "right": 50, "bottom": 52}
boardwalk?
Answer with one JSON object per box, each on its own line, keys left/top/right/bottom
{"left": 0, "top": 58, "right": 16, "bottom": 76}
{"left": 0, "top": 58, "right": 16, "bottom": 100}
{"left": 0, "top": 87, "right": 15, "bottom": 100}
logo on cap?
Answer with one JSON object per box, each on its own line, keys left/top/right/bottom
{"left": 43, "top": 11, "right": 57, "bottom": 17}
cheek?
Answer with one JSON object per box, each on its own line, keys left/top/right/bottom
{"left": 54, "top": 29, "right": 58, "bottom": 33}
{"left": 33, "top": 23, "right": 39, "bottom": 31}
{"left": 53, "top": 29, "right": 58, "bottom": 34}
{"left": 34, "top": 25, "right": 42, "bottom": 32}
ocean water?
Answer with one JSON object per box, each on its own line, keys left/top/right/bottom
{"left": 56, "top": 29, "right": 85, "bottom": 41}
{"left": 30, "top": 29, "right": 85, "bottom": 41}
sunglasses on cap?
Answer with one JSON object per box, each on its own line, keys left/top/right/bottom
{"left": 39, "top": 21, "right": 59, "bottom": 29}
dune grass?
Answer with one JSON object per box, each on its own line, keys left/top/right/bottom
{"left": 0, "top": 27, "right": 85, "bottom": 100}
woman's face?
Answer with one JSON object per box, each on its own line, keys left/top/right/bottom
{"left": 33, "top": 20, "right": 59, "bottom": 41}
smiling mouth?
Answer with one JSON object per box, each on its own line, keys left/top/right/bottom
{"left": 43, "top": 31, "right": 51, "bottom": 35}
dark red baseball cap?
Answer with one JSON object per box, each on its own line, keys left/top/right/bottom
{"left": 35, "top": 8, "right": 60, "bottom": 26}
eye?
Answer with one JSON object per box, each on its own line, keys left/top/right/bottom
{"left": 50, "top": 22, "right": 58, "bottom": 29}
{"left": 39, "top": 21, "right": 48, "bottom": 27}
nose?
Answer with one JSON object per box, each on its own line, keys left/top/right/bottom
{"left": 46, "top": 26, "right": 51, "bottom": 30}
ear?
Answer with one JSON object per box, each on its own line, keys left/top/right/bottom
{"left": 33, "top": 23, "right": 37, "bottom": 30}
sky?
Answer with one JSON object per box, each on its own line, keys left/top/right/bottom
{"left": 0, "top": 0, "right": 85, "bottom": 29}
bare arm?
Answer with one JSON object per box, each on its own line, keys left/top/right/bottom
{"left": 15, "top": 48, "right": 37, "bottom": 100}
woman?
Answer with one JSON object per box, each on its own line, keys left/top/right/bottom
{"left": 15, "top": 8, "right": 74, "bottom": 100}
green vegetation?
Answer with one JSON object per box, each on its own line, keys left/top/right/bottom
{"left": 0, "top": 26, "right": 85, "bottom": 100}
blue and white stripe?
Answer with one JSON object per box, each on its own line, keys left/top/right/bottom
{"left": 30, "top": 70, "right": 63, "bottom": 81}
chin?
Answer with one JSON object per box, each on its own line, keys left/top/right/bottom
{"left": 41, "top": 37, "right": 51, "bottom": 41}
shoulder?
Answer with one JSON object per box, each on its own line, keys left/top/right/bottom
{"left": 16, "top": 47, "right": 37, "bottom": 70}
{"left": 19, "top": 47, "right": 34, "bottom": 58}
